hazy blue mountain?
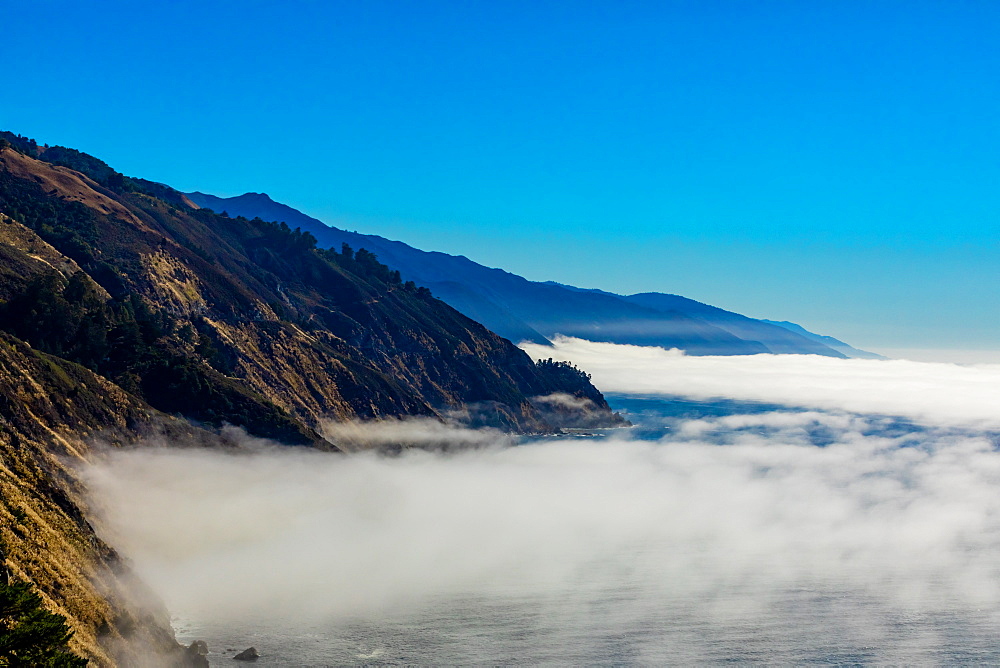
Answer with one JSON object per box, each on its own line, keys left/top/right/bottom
{"left": 622, "top": 293, "right": 848, "bottom": 357}
{"left": 761, "top": 320, "right": 886, "bottom": 359}
{"left": 547, "top": 284, "right": 859, "bottom": 358}
{"left": 185, "top": 192, "right": 848, "bottom": 357}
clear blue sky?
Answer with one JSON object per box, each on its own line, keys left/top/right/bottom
{"left": 3, "top": 1, "right": 999, "bottom": 355}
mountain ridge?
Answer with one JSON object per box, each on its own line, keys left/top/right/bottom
{"left": 761, "top": 320, "right": 888, "bottom": 360}
{"left": 0, "top": 130, "right": 624, "bottom": 664}
{"left": 0, "top": 135, "right": 616, "bottom": 437}
{"left": 186, "top": 191, "right": 877, "bottom": 359}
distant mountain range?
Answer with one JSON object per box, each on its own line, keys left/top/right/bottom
{"left": 760, "top": 320, "right": 887, "bottom": 360}
{"left": 187, "top": 191, "right": 880, "bottom": 359}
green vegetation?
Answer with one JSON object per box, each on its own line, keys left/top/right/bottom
{"left": 0, "top": 578, "right": 87, "bottom": 666}
{"left": 0, "top": 272, "right": 315, "bottom": 445}
{"left": 0, "top": 129, "right": 615, "bottom": 441}
{"left": 0, "top": 128, "right": 622, "bottom": 668}
{"left": 323, "top": 243, "right": 431, "bottom": 297}
{"left": 1, "top": 271, "right": 167, "bottom": 379}
{"left": 0, "top": 131, "right": 137, "bottom": 195}
{"left": 0, "top": 132, "right": 38, "bottom": 156}
{"left": 250, "top": 217, "right": 318, "bottom": 253}
{"left": 0, "top": 154, "right": 321, "bottom": 442}
{"left": 0, "top": 172, "right": 101, "bottom": 267}
{"left": 536, "top": 357, "right": 592, "bottom": 382}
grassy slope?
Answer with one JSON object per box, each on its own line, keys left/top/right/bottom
{"left": 0, "top": 331, "right": 199, "bottom": 666}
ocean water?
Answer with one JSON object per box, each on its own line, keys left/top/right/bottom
{"left": 174, "top": 582, "right": 1000, "bottom": 665}
{"left": 102, "top": 394, "right": 1000, "bottom": 666}
{"left": 173, "top": 591, "right": 1000, "bottom": 666}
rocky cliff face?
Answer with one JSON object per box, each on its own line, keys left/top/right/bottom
{"left": 0, "top": 133, "right": 622, "bottom": 664}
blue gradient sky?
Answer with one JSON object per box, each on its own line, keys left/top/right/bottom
{"left": 3, "top": 1, "right": 998, "bottom": 355}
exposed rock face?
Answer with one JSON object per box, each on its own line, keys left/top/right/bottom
{"left": 233, "top": 646, "right": 259, "bottom": 661}
{"left": 184, "top": 641, "right": 210, "bottom": 667}
{"left": 0, "top": 212, "right": 88, "bottom": 288}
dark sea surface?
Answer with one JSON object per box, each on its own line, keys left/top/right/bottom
{"left": 168, "top": 394, "right": 1000, "bottom": 666}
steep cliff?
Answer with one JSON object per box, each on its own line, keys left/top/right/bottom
{"left": 0, "top": 132, "right": 622, "bottom": 664}
{"left": 0, "top": 330, "right": 205, "bottom": 666}
{"left": 0, "top": 136, "right": 617, "bottom": 438}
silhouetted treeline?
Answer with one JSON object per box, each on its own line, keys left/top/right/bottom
{"left": 535, "top": 358, "right": 593, "bottom": 382}
{"left": 323, "top": 242, "right": 432, "bottom": 297}
{"left": 0, "top": 131, "right": 139, "bottom": 194}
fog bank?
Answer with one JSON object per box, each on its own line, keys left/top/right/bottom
{"left": 84, "top": 412, "right": 1000, "bottom": 637}
{"left": 522, "top": 336, "right": 1000, "bottom": 427}
{"left": 321, "top": 415, "right": 511, "bottom": 452}
{"left": 82, "top": 342, "right": 1000, "bottom": 662}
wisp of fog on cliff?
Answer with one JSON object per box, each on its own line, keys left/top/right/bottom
{"left": 83, "top": 340, "right": 1000, "bottom": 663}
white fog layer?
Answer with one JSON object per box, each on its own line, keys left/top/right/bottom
{"left": 81, "top": 342, "right": 1000, "bottom": 664}
{"left": 522, "top": 336, "right": 1000, "bottom": 427}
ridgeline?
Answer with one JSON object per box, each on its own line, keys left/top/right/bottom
{"left": 0, "top": 131, "right": 622, "bottom": 665}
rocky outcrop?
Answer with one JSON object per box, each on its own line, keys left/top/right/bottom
{"left": 233, "top": 646, "right": 259, "bottom": 661}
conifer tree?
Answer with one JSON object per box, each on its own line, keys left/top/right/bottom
{"left": 0, "top": 579, "right": 87, "bottom": 666}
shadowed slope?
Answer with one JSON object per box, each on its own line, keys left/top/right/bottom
{"left": 186, "top": 191, "right": 852, "bottom": 357}
{"left": 0, "top": 136, "right": 614, "bottom": 438}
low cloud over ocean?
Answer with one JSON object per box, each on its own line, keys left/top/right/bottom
{"left": 523, "top": 336, "right": 1000, "bottom": 428}
{"left": 81, "top": 341, "right": 1000, "bottom": 662}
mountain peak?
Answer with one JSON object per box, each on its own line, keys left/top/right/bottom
{"left": 240, "top": 191, "right": 274, "bottom": 201}
{"left": 187, "top": 191, "right": 277, "bottom": 206}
